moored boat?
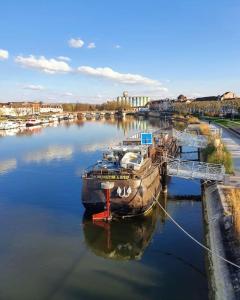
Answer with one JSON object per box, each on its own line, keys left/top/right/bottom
{"left": 77, "top": 113, "right": 85, "bottom": 120}
{"left": 49, "top": 115, "right": 59, "bottom": 123}
{"left": 85, "top": 113, "right": 94, "bottom": 120}
{"left": 0, "top": 121, "right": 19, "bottom": 130}
{"left": 40, "top": 118, "right": 50, "bottom": 124}
{"left": 82, "top": 131, "right": 170, "bottom": 217}
{"left": 26, "top": 118, "right": 41, "bottom": 127}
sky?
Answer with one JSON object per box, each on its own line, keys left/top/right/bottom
{"left": 0, "top": 0, "right": 240, "bottom": 103}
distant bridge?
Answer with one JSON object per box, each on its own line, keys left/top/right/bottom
{"left": 73, "top": 110, "right": 136, "bottom": 117}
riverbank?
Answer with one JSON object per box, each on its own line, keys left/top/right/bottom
{"left": 202, "top": 185, "right": 235, "bottom": 300}
{"left": 202, "top": 183, "right": 240, "bottom": 300}
{"left": 195, "top": 120, "right": 240, "bottom": 299}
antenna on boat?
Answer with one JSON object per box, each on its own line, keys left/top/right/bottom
{"left": 92, "top": 181, "right": 114, "bottom": 222}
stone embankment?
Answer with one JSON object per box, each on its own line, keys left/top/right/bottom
{"left": 203, "top": 183, "right": 240, "bottom": 300}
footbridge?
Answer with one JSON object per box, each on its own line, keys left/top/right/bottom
{"left": 166, "top": 158, "right": 225, "bottom": 181}
{"left": 129, "top": 129, "right": 225, "bottom": 182}
{"left": 172, "top": 128, "right": 208, "bottom": 148}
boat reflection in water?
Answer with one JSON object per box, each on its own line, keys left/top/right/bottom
{"left": 82, "top": 196, "right": 167, "bottom": 261}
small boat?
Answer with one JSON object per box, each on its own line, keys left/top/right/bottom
{"left": 49, "top": 116, "right": 58, "bottom": 123}
{"left": 15, "top": 120, "right": 26, "bottom": 128}
{"left": 95, "top": 112, "right": 101, "bottom": 119}
{"left": 114, "top": 110, "right": 126, "bottom": 118}
{"left": 40, "top": 118, "right": 50, "bottom": 124}
{"left": 58, "top": 115, "right": 65, "bottom": 121}
{"left": 0, "top": 121, "right": 19, "bottom": 130}
{"left": 85, "top": 113, "right": 94, "bottom": 120}
{"left": 105, "top": 112, "right": 112, "bottom": 118}
{"left": 77, "top": 113, "right": 85, "bottom": 120}
{"left": 26, "top": 119, "right": 41, "bottom": 127}
{"left": 68, "top": 114, "right": 75, "bottom": 120}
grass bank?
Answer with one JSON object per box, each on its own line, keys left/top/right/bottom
{"left": 202, "top": 139, "right": 233, "bottom": 174}
{"left": 198, "top": 123, "right": 233, "bottom": 174}
{"left": 224, "top": 188, "right": 240, "bottom": 237}
{"left": 203, "top": 116, "right": 240, "bottom": 128}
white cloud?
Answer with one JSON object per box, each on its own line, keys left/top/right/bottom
{"left": 57, "top": 56, "right": 71, "bottom": 62}
{"left": 77, "top": 66, "right": 167, "bottom": 90}
{"left": 68, "top": 38, "right": 84, "bottom": 48}
{"left": 15, "top": 55, "right": 72, "bottom": 74}
{"left": 24, "top": 146, "right": 73, "bottom": 163}
{"left": 114, "top": 45, "right": 121, "bottom": 49}
{"left": 0, "top": 49, "right": 9, "bottom": 60}
{"left": 0, "top": 159, "right": 17, "bottom": 175}
{"left": 63, "top": 92, "right": 73, "bottom": 96}
{"left": 23, "top": 84, "right": 45, "bottom": 90}
{"left": 87, "top": 42, "right": 96, "bottom": 49}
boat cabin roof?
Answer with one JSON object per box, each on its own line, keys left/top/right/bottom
{"left": 110, "top": 144, "right": 148, "bottom": 154}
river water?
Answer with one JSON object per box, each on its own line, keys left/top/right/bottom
{"left": 0, "top": 117, "right": 208, "bottom": 300}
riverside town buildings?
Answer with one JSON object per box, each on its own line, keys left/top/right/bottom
{"left": 117, "top": 91, "right": 150, "bottom": 108}
{"left": 149, "top": 99, "right": 175, "bottom": 112}
{"left": 0, "top": 102, "right": 63, "bottom": 117}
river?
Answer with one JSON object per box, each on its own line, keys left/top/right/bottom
{"left": 0, "top": 117, "right": 208, "bottom": 300}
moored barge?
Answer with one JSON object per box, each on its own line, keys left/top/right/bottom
{"left": 82, "top": 131, "right": 176, "bottom": 217}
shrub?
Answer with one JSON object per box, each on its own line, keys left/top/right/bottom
{"left": 173, "top": 113, "right": 186, "bottom": 119}
{"left": 173, "top": 121, "right": 186, "bottom": 131}
{"left": 199, "top": 124, "right": 210, "bottom": 136}
{"left": 188, "top": 116, "right": 200, "bottom": 124}
{"left": 202, "top": 143, "right": 233, "bottom": 174}
{"left": 226, "top": 189, "right": 240, "bottom": 237}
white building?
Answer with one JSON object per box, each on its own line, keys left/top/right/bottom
{"left": 0, "top": 102, "right": 63, "bottom": 116}
{"left": 0, "top": 102, "right": 40, "bottom": 116}
{"left": 117, "top": 91, "right": 150, "bottom": 108}
{"left": 39, "top": 104, "right": 63, "bottom": 114}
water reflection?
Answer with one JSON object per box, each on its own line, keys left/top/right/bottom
{"left": 0, "top": 128, "right": 21, "bottom": 137}
{"left": 80, "top": 140, "right": 121, "bottom": 152}
{"left": 158, "top": 193, "right": 168, "bottom": 223}
{"left": 0, "top": 159, "right": 17, "bottom": 175}
{"left": 83, "top": 206, "right": 160, "bottom": 260}
{"left": 24, "top": 145, "right": 73, "bottom": 163}
{"left": 0, "top": 116, "right": 172, "bottom": 139}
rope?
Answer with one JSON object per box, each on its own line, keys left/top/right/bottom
{"left": 152, "top": 193, "right": 240, "bottom": 270}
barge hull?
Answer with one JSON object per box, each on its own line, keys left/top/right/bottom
{"left": 82, "top": 166, "right": 161, "bottom": 217}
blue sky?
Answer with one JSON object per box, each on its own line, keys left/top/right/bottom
{"left": 0, "top": 0, "right": 240, "bottom": 103}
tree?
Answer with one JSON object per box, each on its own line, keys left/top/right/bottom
{"left": 177, "top": 94, "right": 187, "bottom": 101}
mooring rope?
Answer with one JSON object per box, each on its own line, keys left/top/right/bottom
{"left": 152, "top": 193, "right": 240, "bottom": 269}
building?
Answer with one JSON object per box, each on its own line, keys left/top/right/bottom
{"left": 0, "top": 102, "right": 63, "bottom": 117}
{"left": 0, "top": 102, "right": 40, "bottom": 116}
{"left": 194, "top": 92, "right": 236, "bottom": 102}
{"left": 40, "top": 104, "right": 63, "bottom": 114}
{"left": 194, "top": 96, "right": 219, "bottom": 102}
{"left": 149, "top": 99, "right": 175, "bottom": 112}
{"left": 220, "top": 91, "right": 235, "bottom": 101}
{"left": 117, "top": 91, "right": 150, "bottom": 108}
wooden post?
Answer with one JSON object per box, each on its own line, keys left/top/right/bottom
{"left": 161, "top": 161, "right": 168, "bottom": 193}
{"left": 198, "top": 148, "right": 200, "bottom": 161}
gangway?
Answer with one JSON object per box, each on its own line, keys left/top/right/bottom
{"left": 167, "top": 158, "right": 225, "bottom": 181}
{"left": 172, "top": 128, "right": 208, "bottom": 148}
